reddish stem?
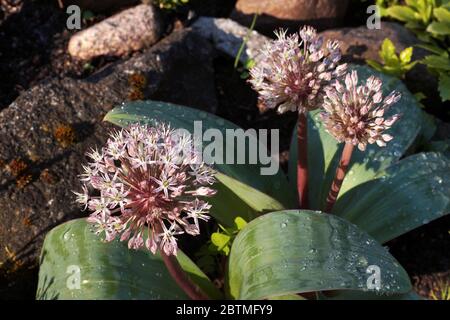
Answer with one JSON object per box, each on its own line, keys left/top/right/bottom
{"left": 297, "top": 113, "right": 309, "bottom": 209}
{"left": 161, "top": 252, "right": 209, "bottom": 300}
{"left": 325, "top": 143, "right": 354, "bottom": 213}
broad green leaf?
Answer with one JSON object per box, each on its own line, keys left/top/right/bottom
{"left": 423, "top": 54, "right": 450, "bottom": 71}
{"left": 406, "top": 0, "right": 425, "bottom": 10}
{"left": 36, "top": 219, "right": 222, "bottom": 300}
{"left": 427, "top": 21, "right": 450, "bottom": 35}
{"left": 289, "top": 65, "right": 423, "bottom": 210}
{"left": 333, "top": 152, "right": 450, "bottom": 243}
{"left": 386, "top": 6, "right": 419, "bottom": 22}
{"left": 434, "top": 6, "right": 450, "bottom": 22}
{"left": 405, "top": 0, "right": 419, "bottom": 8}
{"left": 410, "top": 0, "right": 433, "bottom": 23}
{"left": 105, "top": 101, "right": 295, "bottom": 226}
{"left": 438, "top": 72, "right": 450, "bottom": 101}
{"left": 227, "top": 210, "right": 411, "bottom": 300}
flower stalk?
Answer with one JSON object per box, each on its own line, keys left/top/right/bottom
{"left": 248, "top": 25, "right": 347, "bottom": 210}
{"left": 160, "top": 250, "right": 209, "bottom": 300}
{"left": 320, "top": 70, "right": 401, "bottom": 212}
{"left": 297, "top": 112, "right": 309, "bottom": 209}
{"left": 156, "top": 226, "right": 209, "bottom": 300}
{"left": 324, "top": 142, "right": 354, "bottom": 213}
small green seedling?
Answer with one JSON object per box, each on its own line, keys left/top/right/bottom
{"left": 367, "top": 38, "right": 418, "bottom": 78}
{"left": 211, "top": 217, "right": 247, "bottom": 256}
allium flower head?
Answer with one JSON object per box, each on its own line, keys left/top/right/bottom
{"left": 249, "top": 25, "right": 347, "bottom": 114}
{"left": 74, "top": 123, "right": 216, "bottom": 256}
{"left": 320, "top": 70, "right": 401, "bottom": 151}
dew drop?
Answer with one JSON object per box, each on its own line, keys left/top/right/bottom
{"left": 62, "top": 229, "right": 71, "bottom": 241}
{"left": 357, "top": 256, "right": 368, "bottom": 267}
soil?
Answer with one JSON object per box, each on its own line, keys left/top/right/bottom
{"left": 0, "top": 0, "right": 448, "bottom": 300}
{"left": 0, "top": 1, "right": 122, "bottom": 110}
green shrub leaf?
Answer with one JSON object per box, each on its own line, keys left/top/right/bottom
{"left": 438, "top": 72, "right": 450, "bottom": 101}
{"left": 399, "top": 47, "right": 414, "bottom": 63}
{"left": 380, "top": 39, "right": 399, "bottom": 65}
{"left": 427, "top": 21, "right": 450, "bottom": 35}
{"left": 423, "top": 54, "right": 450, "bottom": 71}
{"left": 386, "top": 6, "right": 419, "bottom": 22}
{"left": 433, "top": 6, "right": 450, "bottom": 23}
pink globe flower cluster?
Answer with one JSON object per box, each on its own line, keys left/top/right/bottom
{"left": 320, "top": 71, "right": 401, "bottom": 151}
{"left": 249, "top": 25, "right": 402, "bottom": 151}
{"left": 74, "top": 124, "right": 216, "bottom": 256}
{"left": 249, "top": 26, "right": 347, "bottom": 114}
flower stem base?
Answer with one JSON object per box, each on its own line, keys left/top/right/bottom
{"left": 297, "top": 113, "right": 309, "bottom": 209}
{"left": 325, "top": 143, "right": 354, "bottom": 213}
{"left": 161, "top": 252, "right": 209, "bottom": 300}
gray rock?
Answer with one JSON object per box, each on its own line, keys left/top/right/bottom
{"left": 230, "top": 0, "right": 349, "bottom": 36}
{"left": 192, "top": 17, "right": 270, "bottom": 65}
{"left": 320, "top": 22, "right": 438, "bottom": 99}
{"left": 0, "top": 28, "right": 216, "bottom": 298}
{"left": 68, "top": 4, "right": 164, "bottom": 60}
